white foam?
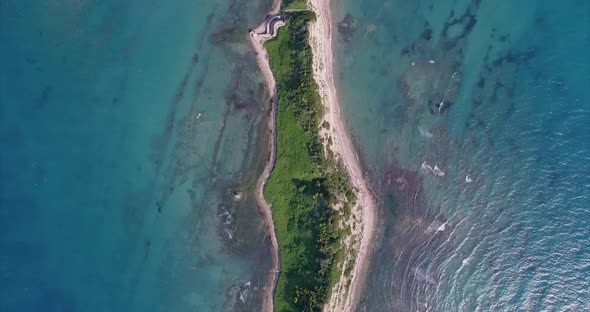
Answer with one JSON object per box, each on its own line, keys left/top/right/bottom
{"left": 433, "top": 165, "right": 445, "bottom": 176}
{"left": 458, "top": 255, "right": 473, "bottom": 273}
{"left": 418, "top": 126, "right": 433, "bottom": 138}
{"left": 421, "top": 162, "right": 445, "bottom": 176}
{"left": 465, "top": 175, "right": 473, "bottom": 183}
{"left": 239, "top": 281, "right": 251, "bottom": 303}
{"left": 425, "top": 220, "right": 443, "bottom": 235}
{"left": 414, "top": 267, "right": 436, "bottom": 285}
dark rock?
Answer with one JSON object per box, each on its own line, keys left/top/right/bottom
{"left": 422, "top": 28, "right": 433, "bottom": 41}
{"left": 337, "top": 14, "right": 357, "bottom": 42}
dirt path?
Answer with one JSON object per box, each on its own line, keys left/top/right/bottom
{"left": 249, "top": 2, "right": 283, "bottom": 311}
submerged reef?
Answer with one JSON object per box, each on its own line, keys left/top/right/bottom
{"left": 337, "top": 14, "right": 357, "bottom": 43}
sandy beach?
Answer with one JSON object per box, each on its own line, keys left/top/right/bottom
{"left": 308, "top": 0, "right": 377, "bottom": 310}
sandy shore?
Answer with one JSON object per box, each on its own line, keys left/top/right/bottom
{"left": 308, "top": 0, "right": 377, "bottom": 311}
{"left": 249, "top": 2, "right": 283, "bottom": 312}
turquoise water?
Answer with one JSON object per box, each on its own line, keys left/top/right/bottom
{"left": 334, "top": 0, "right": 589, "bottom": 310}
{"left": 1, "top": 1, "right": 274, "bottom": 311}
{"left": 3, "top": 0, "right": 589, "bottom": 311}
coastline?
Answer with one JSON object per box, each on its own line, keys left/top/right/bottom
{"left": 307, "top": 0, "right": 377, "bottom": 310}
{"left": 249, "top": 1, "right": 283, "bottom": 311}
{"left": 250, "top": 0, "right": 376, "bottom": 311}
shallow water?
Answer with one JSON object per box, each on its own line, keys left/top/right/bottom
{"left": 333, "top": 0, "right": 590, "bottom": 310}
{"left": 1, "top": 0, "right": 274, "bottom": 311}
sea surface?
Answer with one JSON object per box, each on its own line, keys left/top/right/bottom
{"left": 1, "top": 1, "right": 275, "bottom": 311}
{"left": 3, "top": 0, "right": 589, "bottom": 311}
{"left": 333, "top": 0, "right": 589, "bottom": 311}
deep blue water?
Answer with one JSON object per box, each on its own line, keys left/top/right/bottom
{"left": 334, "top": 0, "right": 589, "bottom": 310}
{"left": 1, "top": 1, "right": 273, "bottom": 311}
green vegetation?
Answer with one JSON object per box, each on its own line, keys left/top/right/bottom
{"left": 264, "top": 11, "right": 356, "bottom": 312}
{"left": 282, "top": 0, "right": 309, "bottom": 11}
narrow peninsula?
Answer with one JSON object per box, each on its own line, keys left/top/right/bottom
{"left": 250, "top": 0, "right": 376, "bottom": 311}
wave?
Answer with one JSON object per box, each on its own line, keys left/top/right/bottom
{"left": 421, "top": 161, "right": 445, "bottom": 176}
